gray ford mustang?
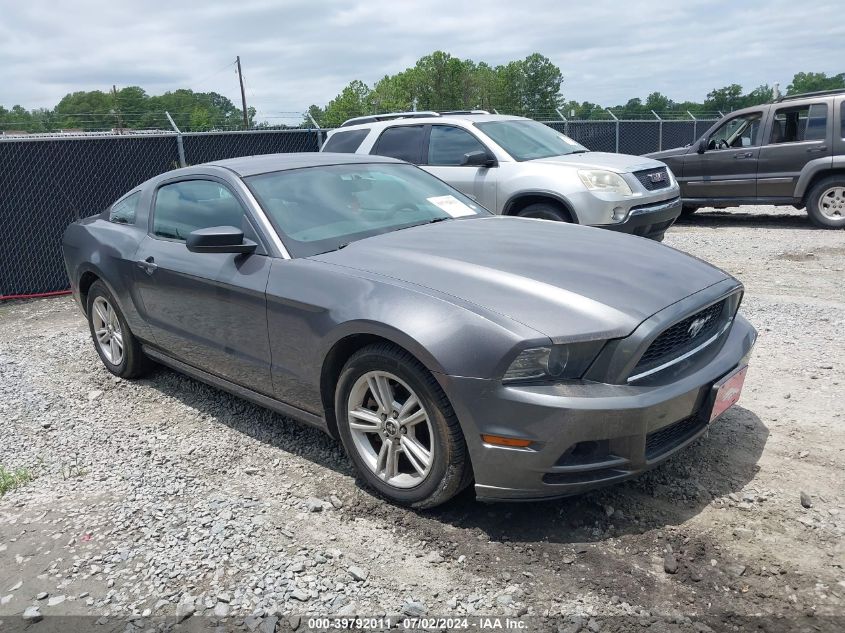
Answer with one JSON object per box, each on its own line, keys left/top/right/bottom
{"left": 62, "top": 153, "right": 757, "bottom": 508}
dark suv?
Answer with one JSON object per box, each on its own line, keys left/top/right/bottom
{"left": 647, "top": 89, "right": 845, "bottom": 228}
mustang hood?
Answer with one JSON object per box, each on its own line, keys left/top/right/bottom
{"left": 312, "top": 217, "right": 732, "bottom": 341}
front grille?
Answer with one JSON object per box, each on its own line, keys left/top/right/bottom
{"left": 634, "top": 300, "right": 726, "bottom": 374}
{"left": 645, "top": 415, "right": 707, "bottom": 460}
{"left": 633, "top": 166, "right": 671, "bottom": 191}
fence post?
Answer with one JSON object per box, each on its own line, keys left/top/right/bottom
{"left": 606, "top": 108, "right": 619, "bottom": 152}
{"left": 555, "top": 108, "right": 568, "bottom": 136}
{"left": 165, "top": 111, "right": 186, "bottom": 167}
{"left": 306, "top": 112, "right": 324, "bottom": 149}
{"left": 651, "top": 110, "right": 662, "bottom": 150}
{"left": 687, "top": 110, "right": 698, "bottom": 145}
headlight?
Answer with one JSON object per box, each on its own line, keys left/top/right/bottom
{"left": 577, "top": 169, "right": 632, "bottom": 196}
{"left": 503, "top": 342, "right": 605, "bottom": 383}
{"left": 666, "top": 167, "right": 678, "bottom": 187}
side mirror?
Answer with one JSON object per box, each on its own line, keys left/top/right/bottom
{"left": 696, "top": 139, "right": 707, "bottom": 154}
{"left": 186, "top": 226, "right": 257, "bottom": 254}
{"left": 461, "top": 150, "right": 496, "bottom": 167}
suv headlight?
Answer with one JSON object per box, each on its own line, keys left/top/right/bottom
{"left": 577, "top": 169, "right": 632, "bottom": 196}
{"left": 503, "top": 342, "right": 605, "bottom": 383}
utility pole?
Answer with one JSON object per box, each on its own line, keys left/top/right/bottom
{"left": 236, "top": 56, "right": 249, "bottom": 129}
{"left": 111, "top": 85, "right": 124, "bottom": 134}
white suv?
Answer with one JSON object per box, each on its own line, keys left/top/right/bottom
{"left": 321, "top": 111, "right": 681, "bottom": 240}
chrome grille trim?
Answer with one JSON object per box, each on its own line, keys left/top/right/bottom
{"left": 627, "top": 319, "right": 733, "bottom": 382}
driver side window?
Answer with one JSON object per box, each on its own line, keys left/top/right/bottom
{"left": 153, "top": 180, "right": 246, "bottom": 241}
{"left": 708, "top": 112, "right": 762, "bottom": 150}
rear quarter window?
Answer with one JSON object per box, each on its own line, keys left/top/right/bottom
{"left": 109, "top": 192, "right": 140, "bottom": 224}
{"left": 322, "top": 129, "right": 370, "bottom": 153}
{"left": 841, "top": 102, "right": 845, "bottom": 138}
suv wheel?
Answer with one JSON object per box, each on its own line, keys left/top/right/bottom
{"left": 806, "top": 177, "right": 845, "bottom": 229}
{"left": 334, "top": 343, "right": 472, "bottom": 508}
{"left": 87, "top": 281, "right": 154, "bottom": 378}
{"left": 516, "top": 202, "right": 572, "bottom": 222}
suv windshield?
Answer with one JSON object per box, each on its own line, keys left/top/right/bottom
{"left": 474, "top": 120, "right": 588, "bottom": 161}
{"left": 246, "top": 163, "right": 490, "bottom": 257}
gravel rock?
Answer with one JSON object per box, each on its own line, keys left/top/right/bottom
{"left": 348, "top": 565, "right": 369, "bottom": 582}
{"left": 46, "top": 594, "right": 65, "bottom": 606}
{"left": 36, "top": 591, "right": 48, "bottom": 600}
{"left": 800, "top": 491, "right": 812, "bottom": 508}
{"left": 214, "top": 601, "right": 230, "bottom": 617}
{"left": 305, "top": 497, "right": 324, "bottom": 512}
{"left": 663, "top": 553, "right": 679, "bottom": 574}
{"left": 402, "top": 601, "right": 426, "bottom": 617}
{"left": 290, "top": 588, "right": 309, "bottom": 602}
{"left": 176, "top": 599, "right": 195, "bottom": 622}
{"left": 22, "top": 606, "right": 43, "bottom": 622}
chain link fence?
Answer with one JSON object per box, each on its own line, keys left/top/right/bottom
{"left": 0, "top": 129, "right": 321, "bottom": 298}
{"left": 1, "top": 117, "right": 716, "bottom": 298}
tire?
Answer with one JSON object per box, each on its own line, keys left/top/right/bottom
{"left": 516, "top": 202, "right": 572, "bottom": 222}
{"left": 806, "top": 176, "right": 845, "bottom": 229}
{"left": 86, "top": 281, "right": 154, "bottom": 379}
{"left": 334, "top": 343, "right": 472, "bottom": 508}
{"left": 680, "top": 205, "right": 699, "bottom": 218}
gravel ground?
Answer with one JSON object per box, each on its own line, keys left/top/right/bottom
{"left": 1, "top": 205, "right": 843, "bottom": 632}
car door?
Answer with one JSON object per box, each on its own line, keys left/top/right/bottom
{"left": 421, "top": 124, "right": 498, "bottom": 211}
{"left": 133, "top": 176, "right": 274, "bottom": 395}
{"left": 682, "top": 110, "right": 764, "bottom": 200}
{"left": 756, "top": 101, "right": 832, "bottom": 199}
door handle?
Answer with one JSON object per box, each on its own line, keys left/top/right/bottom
{"left": 733, "top": 152, "right": 753, "bottom": 159}
{"left": 807, "top": 146, "right": 828, "bottom": 153}
{"left": 135, "top": 257, "right": 158, "bottom": 275}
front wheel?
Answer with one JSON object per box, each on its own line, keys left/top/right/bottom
{"left": 334, "top": 343, "right": 472, "bottom": 508}
{"left": 516, "top": 202, "right": 572, "bottom": 222}
{"left": 806, "top": 177, "right": 845, "bottom": 229}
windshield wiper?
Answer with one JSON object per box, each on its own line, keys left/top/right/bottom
{"left": 569, "top": 149, "right": 589, "bottom": 154}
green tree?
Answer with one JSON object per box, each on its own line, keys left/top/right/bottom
{"left": 704, "top": 84, "right": 744, "bottom": 113}
{"left": 519, "top": 53, "right": 564, "bottom": 116}
{"left": 321, "top": 80, "right": 372, "bottom": 127}
{"left": 787, "top": 71, "right": 845, "bottom": 95}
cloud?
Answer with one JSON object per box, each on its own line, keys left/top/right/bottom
{"left": 1, "top": 0, "right": 842, "bottom": 118}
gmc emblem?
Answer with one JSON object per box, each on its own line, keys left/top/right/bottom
{"left": 647, "top": 171, "right": 667, "bottom": 183}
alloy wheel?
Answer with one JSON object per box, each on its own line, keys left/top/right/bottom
{"left": 819, "top": 186, "right": 845, "bottom": 219}
{"left": 92, "top": 296, "right": 124, "bottom": 365}
{"left": 346, "top": 370, "right": 434, "bottom": 489}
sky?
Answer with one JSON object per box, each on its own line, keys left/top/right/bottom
{"left": 1, "top": 0, "right": 843, "bottom": 122}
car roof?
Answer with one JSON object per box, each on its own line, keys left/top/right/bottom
{"left": 206, "top": 152, "right": 402, "bottom": 176}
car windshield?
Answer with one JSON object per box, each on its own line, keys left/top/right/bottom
{"left": 245, "top": 163, "right": 490, "bottom": 257}
{"left": 474, "top": 120, "right": 588, "bottom": 161}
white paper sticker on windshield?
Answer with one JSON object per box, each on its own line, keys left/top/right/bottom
{"left": 427, "top": 195, "right": 476, "bottom": 218}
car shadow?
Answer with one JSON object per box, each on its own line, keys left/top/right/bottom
{"left": 674, "top": 208, "right": 814, "bottom": 230}
{"left": 141, "top": 365, "right": 767, "bottom": 545}
{"left": 427, "top": 405, "right": 768, "bottom": 545}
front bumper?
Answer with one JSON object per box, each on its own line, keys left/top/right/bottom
{"left": 438, "top": 314, "right": 757, "bottom": 502}
{"left": 601, "top": 196, "right": 682, "bottom": 241}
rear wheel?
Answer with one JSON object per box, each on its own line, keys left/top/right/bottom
{"left": 334, "top": 343, "right": 472, "bottom": 508}
{"left": 86, "top": 281, "right": 154, "bottom": 378}
{"left": 806, "top": 177, "right": 845, "bottom": 229}
{"left": 516, "top": 202, "right": 572, "bottom": 222}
